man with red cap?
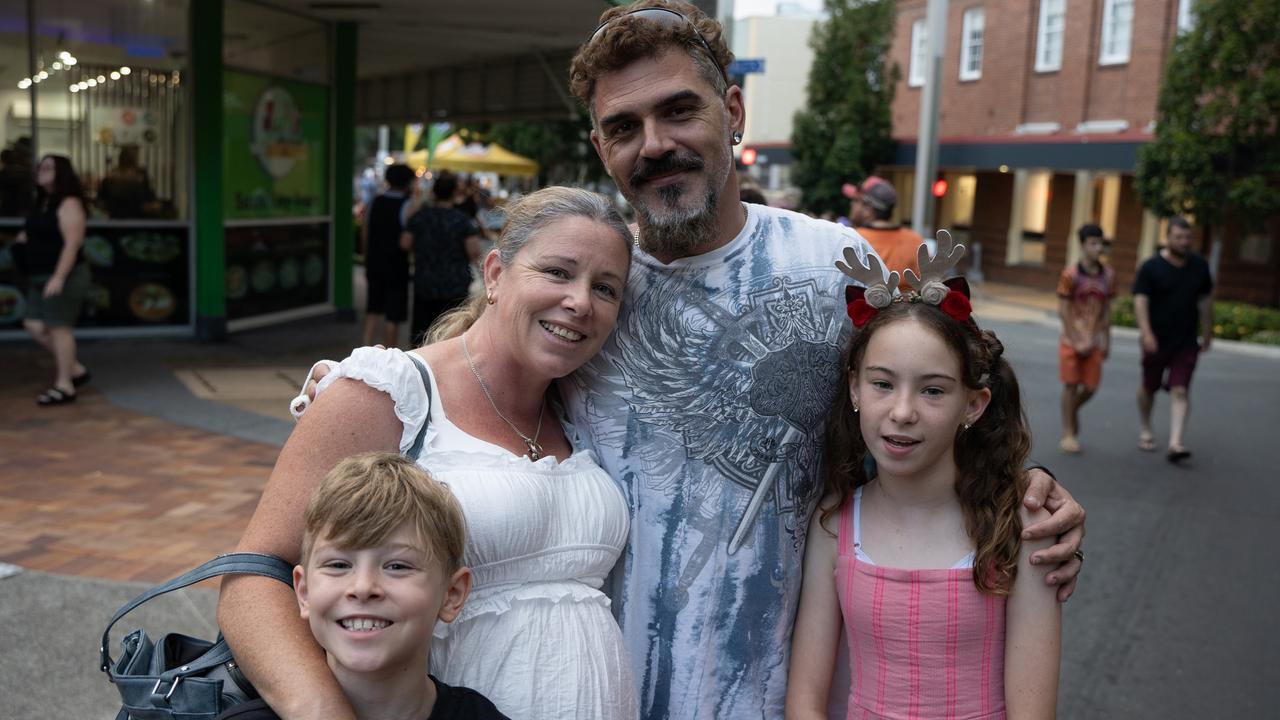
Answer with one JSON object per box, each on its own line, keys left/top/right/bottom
{"left": 845, "top": 176, "right": 920, "bottom": 290}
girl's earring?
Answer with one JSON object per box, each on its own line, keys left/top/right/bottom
{"left": 853, "top": 403, "right": 860, "bottom": 414}
{"left": 486, "top": 289, "right": 496, "bottom": 305}
{"left": 963, "top": 422, "right": 972, "bottom": 430}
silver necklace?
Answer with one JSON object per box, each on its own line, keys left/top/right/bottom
{"left": 460, "top": 334, "right": 545, "bottom": 460}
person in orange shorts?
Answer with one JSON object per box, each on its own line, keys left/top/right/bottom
{"left": 1057, "top": 224, "right": 1114, "bottom": 453}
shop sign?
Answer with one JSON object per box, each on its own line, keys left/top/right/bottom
{"left": 224, "top": 70, "right": 329, "bottom": 219}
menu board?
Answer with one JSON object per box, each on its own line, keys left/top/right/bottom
{"left": 0, "top": 226, "right": 189, "bottom": 329}
{"left": 225, "top": 223, "right": 328, "bottom": 320}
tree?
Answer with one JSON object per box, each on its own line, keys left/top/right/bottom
{"left": 1135, "top": 0, "right": 1280, "bottom": 274}
{"left": 791, "top": 0, "right": 899, "bottom": 217}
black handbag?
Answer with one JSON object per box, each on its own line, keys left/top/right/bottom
{"left": 100, "top": 552, "right": 295, "bottom": 720}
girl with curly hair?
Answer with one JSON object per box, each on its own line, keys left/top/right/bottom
{"left": 786, "top": 252, "right": 1061, "bottom": 719}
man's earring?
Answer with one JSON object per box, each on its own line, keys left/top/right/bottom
{"left": 732, "top": 131, "right": 743, "bottom": 145}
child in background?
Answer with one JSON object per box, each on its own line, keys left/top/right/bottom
{"left": 1057, "top": 224, "right": 1115, "bottom": 453}
{"left": 217, "top": 452, "right": 508, "bottom": 720}
{"left": 786, "top": 238, "right": 1061, "bottom": 719}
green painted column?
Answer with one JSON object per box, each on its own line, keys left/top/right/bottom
{"left": 332, "top": 22, "right": 357, "bottom": 319}
{"left": 192, "top": 0, "right": 226, "bottom": 340}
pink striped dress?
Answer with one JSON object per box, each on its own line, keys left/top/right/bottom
{"left": 835, "top": 487, "right": 1007, "bottom": 720}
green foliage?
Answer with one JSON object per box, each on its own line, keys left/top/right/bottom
{"left": 462, "top": 112, "right": 604, "bottom": 187}
{"left": 1112, "top": 295, "right": 1280, "bottom": 342}
{"left": 791, "top": 0, "right": 898, "bottom": 216}
{"left": 1135, "top": 0, "right": 1280, "bottom": 232}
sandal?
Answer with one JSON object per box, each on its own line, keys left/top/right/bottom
{"left": 1166, "top": 447, "right": 1192, "bottom": 464}
{"left": 36, "top": 386, "right": 77, "bottom": 406}
{"left": 1138, "top": 433, "right": 1158, "bottom": 452}
{"left": 71, "top": 369, "right": 92, "bottom": 387}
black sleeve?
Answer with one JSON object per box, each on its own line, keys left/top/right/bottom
{"left": 1132, "top": 259, "right": 1152, "bottom": 296}
{"left": 430, "top": 682, "right": 512, "bottom": 720}
{"left": 1200, "top": 258, "right": 1214, "bottom": 296}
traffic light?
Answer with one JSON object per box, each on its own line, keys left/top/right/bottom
{"left": 932, "top": 178, "right": 948, "bottom": 198}
{"left": 740, "top": 147, "right": 757, "bottom": 166}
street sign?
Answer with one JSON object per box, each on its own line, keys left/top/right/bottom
{"left": 727, "top": 58, "right": 766, "bottom": 75}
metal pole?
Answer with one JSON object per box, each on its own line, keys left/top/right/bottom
{"left": 912, "top": 0, "right": 948, "bottom": 238}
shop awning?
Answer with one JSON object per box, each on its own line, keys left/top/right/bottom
{"left": 404, "top": 135, "right": 539, "bottom": 177}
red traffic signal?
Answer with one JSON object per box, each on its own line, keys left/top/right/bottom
{"left": 932, "top": 179, "right": 948, "bottom": 198}
{"left": 740, "top": 147, "right": 757, "bottom": 166}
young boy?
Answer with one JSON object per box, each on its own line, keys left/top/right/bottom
{"left": 1057, "top": 224, "right": 1116, "bottom": 453}
{"left": 217, "top": 452, "right": 508, "bottom": 720}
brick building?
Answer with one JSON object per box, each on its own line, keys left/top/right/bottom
{"left": 878, "top": 0, "right": 1279, "bottom": 305}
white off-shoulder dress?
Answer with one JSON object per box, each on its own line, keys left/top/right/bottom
{"left": 314, "top": 347, "right": 638, "bottom": 720}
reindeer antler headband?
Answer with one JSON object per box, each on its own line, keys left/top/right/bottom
{"left": 838, "top": 230, "right": 974, "bottom": 328}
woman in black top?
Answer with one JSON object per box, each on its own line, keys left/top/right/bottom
{"left": 16, "top": 154, "right": 91, "bottom": 405}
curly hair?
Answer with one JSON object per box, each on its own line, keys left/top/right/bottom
{"left": 569, "top": 0, "right": 734, "bottom": 116}
{"left": 820, "top": 301, "right": 1032, "bottom": 595}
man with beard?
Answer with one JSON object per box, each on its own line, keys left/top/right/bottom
{"left": 563, "top": 2, "right": 1087, "bottom": 718}
{"left": 1133, "top": 216, "right": 1213, "bottom": 463}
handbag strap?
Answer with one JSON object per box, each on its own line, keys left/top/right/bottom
{"left": 100, "top": 552, "right": 294, "bottom": 674}
{"left": 405, "top": 353, "right": 434, "bottom": 461}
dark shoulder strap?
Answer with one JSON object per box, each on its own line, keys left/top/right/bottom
{"left": 405, "top": 353, "right": 434, "bottom": 460}
{"left": 100, "top": 553, "right": 293, "bottom": 673}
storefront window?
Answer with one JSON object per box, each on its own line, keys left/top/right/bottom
{"left": 223, "top": 0, "right": 331, "bottom": 324}
{"left": 0, "top": 0, "right": 33, "bottom": 219}
{"left": 31, "top": 0, "right": 190, "bottom": 221}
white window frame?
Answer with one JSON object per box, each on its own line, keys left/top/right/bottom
{"left": 1099, "top": 0, "right": 1133, "bottom": 66}
{"left": 1034, "top": 0, "right": 1066, "bottom": 73}
{"left": 1177, "top": 0, "right": 1196, "bottom": 33}
{"left": 959, "top": 8, "right": 985, "bottom": 81}
{"left": 908, "top": 19, "right": 927, "bottom": 88}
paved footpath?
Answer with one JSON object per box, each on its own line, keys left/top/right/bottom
{"left": 1, "top": 315, "right": 363, "bottom": 718}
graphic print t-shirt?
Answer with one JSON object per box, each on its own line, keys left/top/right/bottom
{"left": 1056, "top": 262, "right": 1116, "bottom": 349}
{"left": 562, "top": 204, "right": 882, "bottom": 720}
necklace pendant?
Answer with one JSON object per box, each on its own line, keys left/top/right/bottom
{"left": 525, "top": 439, "right": 544, "bottom": 461}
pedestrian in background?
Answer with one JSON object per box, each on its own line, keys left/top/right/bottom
{"left": 845, "top": 176, "right": 919, "bottom": 291}
{"left": 1056, "top": 223, "right": 1115, "bottom": 453}
{"left": 407, "top": 171, "right": 482, "bottom": 345}
{"left": 1134, "top": 216, "right": 1213, "bottom": 463}
{"left": 360, "top": 163, "right": 416, "bottom": 347}
{"left": 14, "top": 154, "right": 91, "bottom": 405}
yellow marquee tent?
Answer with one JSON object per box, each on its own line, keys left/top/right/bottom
{"left": 404, "top": 134, "right": 539, "bottom": 177}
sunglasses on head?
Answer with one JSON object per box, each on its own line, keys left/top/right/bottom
{"left": 589, "top": 6, "right": 727, "bottom": 81}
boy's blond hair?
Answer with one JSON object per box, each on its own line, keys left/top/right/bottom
{"left": 300, "top": 452, "right": 466, "bottom": 572}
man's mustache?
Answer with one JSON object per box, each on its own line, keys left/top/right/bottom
{"left": 630, "top": 152, "right": 704, "bottom": 188}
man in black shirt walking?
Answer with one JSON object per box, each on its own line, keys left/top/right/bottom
{"left": 361, "top": 164, "right": 416, "bottom": 347}
{"left": 1133, "top": 216, "right": 1214, "bottom": 463}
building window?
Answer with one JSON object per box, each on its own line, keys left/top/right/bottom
{"left": 908, "top": 19, "right": 927, "bottom": 88}
{"left": 1035, "top": 0, "right": 1066, "bottom": 72}
{"left": 1099, "top": 0, "right": 1133, "bottom": 66}
{"left": 959, "top": 8, "right": 984, "bottom": 81}
{"left": 1177, "top": 0, "right": 1196, "bottom": 33}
